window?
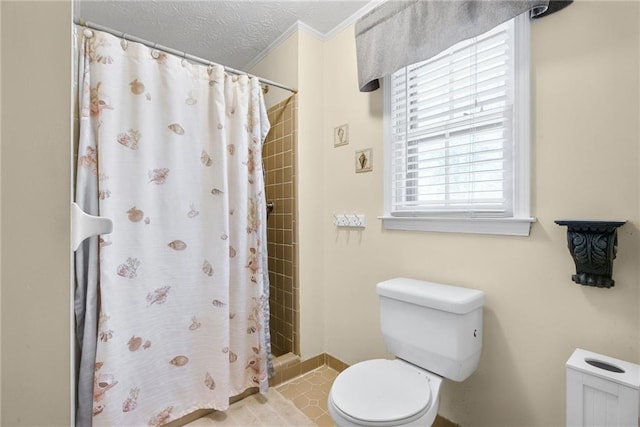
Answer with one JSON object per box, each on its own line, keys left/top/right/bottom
{"left": 382, "top": 14, "right": 535, "bottom": 236}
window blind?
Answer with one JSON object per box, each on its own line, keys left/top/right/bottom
{"left": 389, "top": 20, "right": 515, "bottom": 217}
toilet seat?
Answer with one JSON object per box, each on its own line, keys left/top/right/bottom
{"left": 330, "top": 359, "right": 433, "bottom": 426}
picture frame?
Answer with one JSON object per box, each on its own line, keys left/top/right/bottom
{"left": 355, "top": 148, "right": 373, "bottom": 173}
{"left": 334, "top": 124, "right": 349, "bottom": 147}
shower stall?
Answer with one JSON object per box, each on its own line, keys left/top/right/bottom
{"left": 69, "top": 20, "right": 300, "bottom": 426}
{"left": 263, "top": 96, "right": 299, "bottom": 357}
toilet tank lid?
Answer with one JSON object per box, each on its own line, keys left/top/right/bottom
{"left": 377, "top": 278, "right": 485, "bottom": 314}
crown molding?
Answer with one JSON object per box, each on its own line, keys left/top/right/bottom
{"left": 244, "top": 20, "right": 326, "bottom": 71}
{"left": 297, "top": 20, "right": 326, "bottom": 41}
{"left": 245, "top": 0, "right": 383, "bottom": 71}
{"left": 323, "top": 0, "right": 385, "bottom": 40}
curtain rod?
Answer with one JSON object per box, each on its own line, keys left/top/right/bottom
{"left": 74, "top": 18, "right": 298, "bottom": 94}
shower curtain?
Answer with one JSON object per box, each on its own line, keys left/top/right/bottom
{"left": 75, "top": 27, "right": 272, "bottom": 426}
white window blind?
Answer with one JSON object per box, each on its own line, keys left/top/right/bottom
{"left": 389, "top": 20, "right": 517, "bottom": 218}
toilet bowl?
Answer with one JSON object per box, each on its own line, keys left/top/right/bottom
{"left": 327, "top": 278, "right": 485, "bottom": 427}
{"left": 328, "top": 359, "right": 443, "bottom": 427}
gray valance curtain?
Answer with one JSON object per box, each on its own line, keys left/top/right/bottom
{"left": 355, "top": 0, "right": 571, "bottom": 92}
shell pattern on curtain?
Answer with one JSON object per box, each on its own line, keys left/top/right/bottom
{"left": 75, "top": 28, "right": 272, "bottom": 426}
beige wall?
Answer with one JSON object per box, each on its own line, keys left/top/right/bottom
{"left": 1, "top": 1, "right": 73, "bottom": 425}
{"left": 0, "top": 1, "right": 636, "bottom": 426}
{"left": 0, "top": 1, "right": 3, "bottom": 421}
{"left": 251, "top": 31, "right": 327, "bottom": 359}
{"left": 296, "top": 31, "right": 326, "bottom": 359}
{"left": 250, "top": 32, "right": 299, "bottom": 108}
{"left": 320, "top": 2, "right": 639, "bottom": 426}
{"left": 253, "top": 4, "right": 639, "bottom": 425}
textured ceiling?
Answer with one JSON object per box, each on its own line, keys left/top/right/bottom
{"left": 76, "top": 1, "right": 370, "bottom": 70}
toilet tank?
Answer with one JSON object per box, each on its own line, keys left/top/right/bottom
{"left": 376, "top": 278, "right": 485, "bottom": 382}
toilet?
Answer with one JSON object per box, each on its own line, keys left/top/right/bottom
{"left": 328, "top": 278, "right": 485, "bottom": 426}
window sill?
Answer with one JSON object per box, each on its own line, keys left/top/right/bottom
{"left": 379, "top": 216, "right": 537, "bottom": 236}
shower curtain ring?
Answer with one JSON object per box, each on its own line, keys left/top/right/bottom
{"left": 81, "top": 21, "right": 93, "bottom": 38}
{"left": 181, "top": 51, "right": 188, "bottom": 67}
{"left": 120, "top": 34, "right": 129, "bottom": 50}
{"left": 151, "top": 43, "right": 160, "bottom": 59}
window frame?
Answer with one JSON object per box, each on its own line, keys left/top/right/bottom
{"left": 381, "top": 13, "right": 535, "bottom": 236}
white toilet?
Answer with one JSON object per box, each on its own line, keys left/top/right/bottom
{"left": 328, "top": 278, "right": 485, "bottom": 427}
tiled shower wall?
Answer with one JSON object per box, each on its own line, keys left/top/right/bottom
{"left": 263, "top": 96, "right": 298, "bottom": 357}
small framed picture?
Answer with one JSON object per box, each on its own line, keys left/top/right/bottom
{"left": 334, "top": 124, "right": 349, "bottom": 147}
{"left": 355, "top": 148, "right": 373, "bottom": 173}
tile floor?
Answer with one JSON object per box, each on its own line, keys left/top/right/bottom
{"left": 276, "top": 365, "right": 456, "bottom": 427}
{"left": 184, "top": 387, "right": 315, "bottom": 427}
{"left": 186, "top": 364, "right": 455, "bottom": 427}
{"left": 275, "top": 365, "right": 338, "bottom": 427}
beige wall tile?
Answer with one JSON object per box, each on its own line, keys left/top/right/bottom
{"left": 264, "top": 95, "right": 299, "bottom": 356}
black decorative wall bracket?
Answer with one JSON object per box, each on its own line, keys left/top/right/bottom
{"left": 555, "top": 220, "right": 626, "bottom": 288}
